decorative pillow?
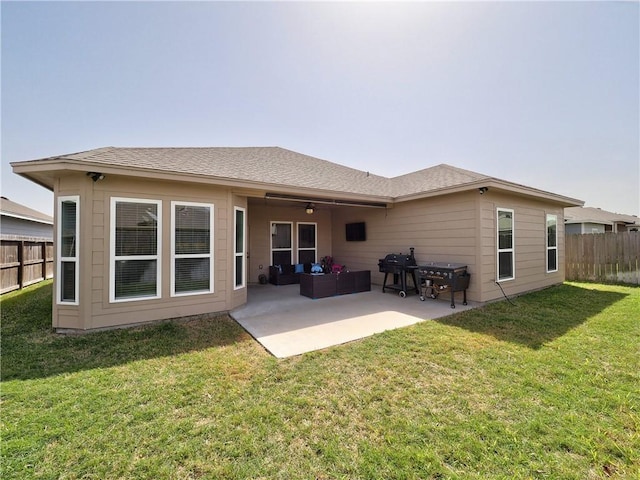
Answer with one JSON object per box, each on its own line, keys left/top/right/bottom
{"left": 311, "top": 263, "right": 323, "bottom": 273}
{"left": 274, "top": 265, "right": 282, "bottom": 274}
{"left": 295, "top": 263, "right": 304, "bottom": 273}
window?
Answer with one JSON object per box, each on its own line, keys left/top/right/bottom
{"left": 270, "top": 221, "right": 292, "bottom": 266}
{"left": 57, "top": 196, "right": 79, "bottom": 304}
{"left": 297, "top": 222, "right": 317, "bottom": 264}
{"left": 234, "top": 207, "right": 246, "bottom": 289}
{"left": 171, "top": 202, "right": 214, "bottom": 296}
{"left": 497, "top": 208, "right": 514, "bottom": 281}
{"left": 546, "top": 214, "right": 558, "bottom": 273}
{"left": 110, "top": 198, "right": 161, "bottom": 302}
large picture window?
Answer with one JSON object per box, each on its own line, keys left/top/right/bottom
{"left": 171, "top": 202, "right": 214, "bottom": 296}
{"left": 546, "top": 214, "right": 558, "bottom": 273}
{"left": 270, "top": 222, "right": 293, "bottom": 266}
{"left": 57, "top": 196, "right": 79, "bottom": 304}
{"left": 234, "top": 207, "right": 246, "bottom": 289}
{"left": 297, "top": 222, "right": 317, "bottom": 264}
{"left": 497, "top": 208, "right": 515, "bottom": 281}
{"left": 110, "top": 198, "right": 161, "bottom": 302}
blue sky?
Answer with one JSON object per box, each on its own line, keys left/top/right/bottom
{"left": 2, "top": 1, "right": 638, "bottom": 217}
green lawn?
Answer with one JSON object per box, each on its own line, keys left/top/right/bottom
{"left": 2, "top": 280, "right": 638, "bottom": 479}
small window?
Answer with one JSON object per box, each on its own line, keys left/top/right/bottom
{"left": 57, "top": 196, "right": 79, "bottom": 304}
{"left": 110, "top": 198, "right": 162, "bottom": 302}
{"left": 171, "top": 202, "right": 214, "bottom": 296}
{"left": 546, "top": 214, "right": 558, "bottom": 273}
{"left": 234, "top": 207, "right": 246, "bottom": 289}
{"left": 497, "top": 208, "right": 515, "bottom": 281}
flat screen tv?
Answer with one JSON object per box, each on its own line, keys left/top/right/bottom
{"left": 346, "top": 222, "right": 366, "bottom": 242}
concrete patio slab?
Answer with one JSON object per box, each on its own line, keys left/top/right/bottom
{"left": 230, "top": 283, "right": 479, "bottom": 358}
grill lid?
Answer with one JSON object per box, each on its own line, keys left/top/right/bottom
{"left": 380, "top": 253, "right": 417, "bottom": 267}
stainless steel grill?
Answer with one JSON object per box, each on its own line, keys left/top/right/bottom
{"left": 377, "top": 248, "right": 420, "bottom": 298}
{"left": 417, "top": 262, "right": 470, "bottom": 308}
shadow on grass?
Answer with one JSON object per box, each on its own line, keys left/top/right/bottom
{"left": 435, "top": 283, "right": 628, "bottom": 349}
{"left": 1, "top": 282, "right": 253, "bottom": 381}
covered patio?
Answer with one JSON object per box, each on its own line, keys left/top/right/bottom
{"left": 230, "top": 283, "right": 479, "bottom": 358}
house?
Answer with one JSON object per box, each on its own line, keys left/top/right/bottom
{"left": 1, "top": 197, "right": 54, "bottom": 293}
{"left": 564, "top": 206, "right": 640, "bottom": 234}
{"left": 0, "top": 196, "right": 53, "bottom": 241}
{"left": 11, "top": 147, "right": 583, "bottom": 332}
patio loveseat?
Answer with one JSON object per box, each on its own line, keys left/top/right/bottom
{"left": 268, "top": 263, "right": 313, "bottom": 285}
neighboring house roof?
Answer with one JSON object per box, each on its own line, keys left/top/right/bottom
{"left": 0, "top": 196, "right": 53, "bottom": 224}
{"left": 564, "top": 206, "right": 640, "bottom": 227}
{"left": 11, "top": 146, "right": 583, "bottom": 207}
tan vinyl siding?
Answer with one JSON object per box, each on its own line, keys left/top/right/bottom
{"left": 52, "top": 174, "right": 89, "bottom": 329}
{"left": 332, "top": 190, "right": 565, "bottom": 304}
{"left": 56, "top": 310, "right": 81, "bottom": 330}
{"left": 479, "top": 191, "right": 565, "bottom": 302}
{"left": 54, "top": 174, "right": 239, "bottom": 331}
{"left": 331, "top": 191, "right": 480, "bottom": 301}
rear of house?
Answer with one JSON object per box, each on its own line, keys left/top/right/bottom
{"left": 12, "top": 147, "right": 581, "bottom": 332}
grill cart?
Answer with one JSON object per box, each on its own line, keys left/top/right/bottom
{"left": 378, "top": 248, "right": 420, "bottom": 298}
{"left": 417, "top": 262, "right": 470, "bottom": 308}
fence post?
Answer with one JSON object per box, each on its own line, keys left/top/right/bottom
{"left": 41, "top": 242, "right": 47, "bottom": 283}
{"left": 18, "top": 241, "right": 25, "bottom": 289}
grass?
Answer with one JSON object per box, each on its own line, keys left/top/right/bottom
{"left": 1, "top": 280, "right": 639, "bottom": 479}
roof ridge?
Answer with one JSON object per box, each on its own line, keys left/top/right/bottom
{"left": 390, "top": 163, "right": 489, "bottom": 180}
{"left": 112, "top": 146, "right": 281, "bottom": 150}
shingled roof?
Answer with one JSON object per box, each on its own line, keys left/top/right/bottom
{"left": 389, "top": 164, "right": 489, "bottom": 198}
{"left": 564, "top": 206, "right": 639, "bottom": 226}
{"left": 23, "top": 146, "right": 396, "bottom": 197}
{"left": 11, "top": 146, "right": 582, "bottom": 205}
{"left": 0, "top": 197, "right": 52, "bottom": 224}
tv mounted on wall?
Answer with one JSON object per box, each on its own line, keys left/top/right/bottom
{"left": 345, "top": 222, "right": 366, "bottom": 242}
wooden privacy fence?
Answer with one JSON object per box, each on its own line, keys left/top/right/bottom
{"left": 565, "top": 232, "right": 640, "bottom": 285}
{"left": 1, "top": 238, "right": 54, "bottom": 294}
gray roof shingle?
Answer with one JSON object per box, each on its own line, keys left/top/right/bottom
{"left": 0, "top": 197, "right": 53, "bottom": 224}
{"left": 564, "top": 206, "right": 639, "bottom": 225}
{"left": 50, "top": 146, "right": 394, "bottom": 197}
{"left": 14, "top": 146, "right": 581, "bottom": 205}
{"left": 390, "top": 164, "right": 489, "bottom": 197}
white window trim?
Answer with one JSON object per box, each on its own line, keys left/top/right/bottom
{"left": 109, "top": 197, "right": 162, "bottom": 303}
{"left": 270, "top": 221, "right": 293, "bottom": 265}
{"left": 171, "top": 201, "right": 214, "bottom": 297}
{"left": 497, "top": 207, "right": 515, "bottom": 282}
{"left": 57, "top": 195, "right": 79, "bottom": 305}
{"left": 297, "top": 222, "right": 317, "bottom": 264}
{"left": 234, "top": 206, "right": 246, "bottom": 290}
{"left": 546, "top": 213, "right": 558, "bottom": 273}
